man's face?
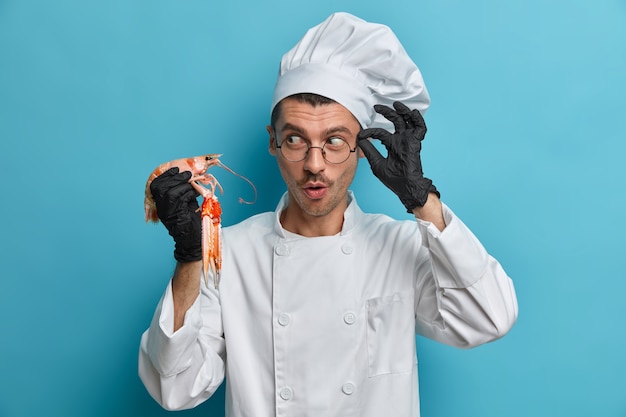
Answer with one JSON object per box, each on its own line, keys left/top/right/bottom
{"left": 268, "top": 98, "right": 362, "bottom": 222}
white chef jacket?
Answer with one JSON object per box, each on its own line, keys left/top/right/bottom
{"left": 139, "top": 192, "right": 518, "bottom": 416}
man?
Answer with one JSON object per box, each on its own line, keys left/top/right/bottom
{"left": 138, "top": 12, "right": 518, "bottom": 417}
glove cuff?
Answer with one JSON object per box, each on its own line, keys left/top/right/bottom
{"left": 428, "top": 183, "right": 441, "bottom": 199}
{"left": 401, "top": 179, "right": 440, "bottom": 213}
{"left": 174, "top": 244, "right": 202, "bottom": 263}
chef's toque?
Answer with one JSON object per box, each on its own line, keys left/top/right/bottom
{"left": 271, "top": 12, "right": 430, "bottom": 129}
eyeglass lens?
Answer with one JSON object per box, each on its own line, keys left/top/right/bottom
{"left": 279, "top": 139, "right": 353, "bottom": 164}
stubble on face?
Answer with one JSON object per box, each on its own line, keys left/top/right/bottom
{"left": 287, "top": 169, "right": 350, "bottom": 218}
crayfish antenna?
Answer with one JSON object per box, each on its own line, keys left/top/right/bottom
{"left": 217, "top": 161, "right": 258, "bottom": 205}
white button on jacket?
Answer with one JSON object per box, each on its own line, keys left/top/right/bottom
{"left": 139, "top": 192, "right": 518, "bottom": 416}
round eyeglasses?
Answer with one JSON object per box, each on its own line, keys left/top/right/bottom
{"left": 276, "top": 137, "right": 357, "bottom": 164}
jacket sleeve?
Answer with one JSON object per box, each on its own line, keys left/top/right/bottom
{"left": 413, "top": 203, "right": 518, "bottom": 348}
{"left": 138, "top": 279, "right": 226, "bottom": 410}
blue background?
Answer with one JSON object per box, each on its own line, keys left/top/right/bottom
{"left": 1, "top": 0, "right": 625, "bottom": 416}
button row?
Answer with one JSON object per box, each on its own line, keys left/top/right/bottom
{"left": 278, "top": 382, "right": 356, "bottom": 401}
{"left": 274, "top": 243, "right": 354, "bottom": 256}
{"left": 276, "top": 311, "right": 357, "bottom": 327}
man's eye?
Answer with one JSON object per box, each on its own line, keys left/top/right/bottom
{"left": 285, "top": 136, "right": 306, "bottom": 147}
{"left": 325, "top": 137, "right": 348, "bottom": 149}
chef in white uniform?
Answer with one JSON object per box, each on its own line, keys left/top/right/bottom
{"left": 138, "top": 12, "right": 518, "bottom": 417}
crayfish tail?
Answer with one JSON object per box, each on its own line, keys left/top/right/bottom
{"left": 202, "top": 262, "right": 210, "bottom": 288}
{"left": 214, "top": 270, "right": 221, "bottom": 289}
{"left": 144, "top": 199, "right": 160, "bottom": 223}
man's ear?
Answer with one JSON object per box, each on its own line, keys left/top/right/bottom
{"left": 267, "top": 125, "right": 277, "bottom": 156}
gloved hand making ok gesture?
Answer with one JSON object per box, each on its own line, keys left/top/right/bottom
{"left": 357, "top": 101, "right": 440, "bottom": 213}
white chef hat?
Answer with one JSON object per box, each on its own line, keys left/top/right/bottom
{"left": 271, "top": 12, "right": 430, "bottom": 129}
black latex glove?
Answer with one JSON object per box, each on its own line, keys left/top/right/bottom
{"left": 149, "top": 167, "right": 202, "bottom": 263}
{"left": 357, "top": 101, "right": 440, "bottom": 213}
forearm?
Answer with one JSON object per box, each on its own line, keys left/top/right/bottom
{"left": 414, "top": 205, "right": 518, "bottom": 347}
{"left": 172, "top": 261, "right": 202, "bottom": 332}
{"left": 139, "top": 276, "right": 225, "bottom": 410}
{"left": 412, "top": 192, "right": 446, "bottom": 231}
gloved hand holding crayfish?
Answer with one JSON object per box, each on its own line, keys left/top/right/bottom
{"left": 143, "top": 155, "right": 256, "bottom": 289}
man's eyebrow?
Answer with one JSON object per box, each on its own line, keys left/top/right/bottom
{"left": 281, "top": 123, "right": 307, "bottom": 135}
{"left": 323, "top": 126, "right": 352, "bottom": 136}
{"left": 280, "top": 123, "right": 353, "bottom": 137}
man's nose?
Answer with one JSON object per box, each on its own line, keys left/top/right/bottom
{"left": 303, "top": 146, "right": 326, "bottom": 173}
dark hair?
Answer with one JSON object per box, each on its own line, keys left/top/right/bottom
{"left": 270, "top": 93, "right": 336, "bottom": 130}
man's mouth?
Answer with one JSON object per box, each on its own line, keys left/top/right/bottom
{"left": 303, "top": 182, "right": 328, "bottom": 199}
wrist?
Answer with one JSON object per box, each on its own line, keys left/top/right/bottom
{"left": 172, "top": 261, "right": 202, "bottom": 332}
{"left": 412, "top": 193, "right": 446, "bottom": 231}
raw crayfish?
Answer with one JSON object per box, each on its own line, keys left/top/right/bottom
{"left": 144, "top": 154, "right": 255, "bottom": 289}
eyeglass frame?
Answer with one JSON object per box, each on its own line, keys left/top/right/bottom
{"left": 275, "top": 137, "right": 358, "bottom": 164}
